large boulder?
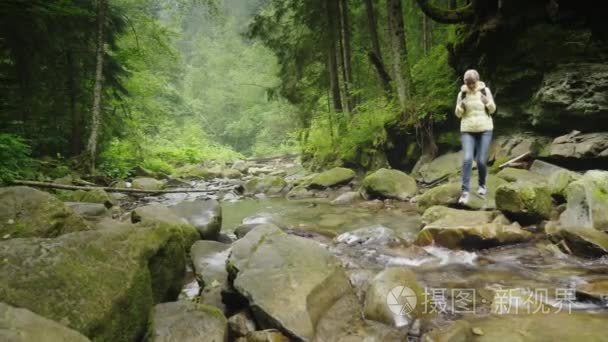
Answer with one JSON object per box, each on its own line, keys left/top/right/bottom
{"left": 548, "top": 169, "right": 581, "bottom": 200}
{"left": 417, "top": 175, "right": 507, "bottom": 211}
{"left": 423, "top": 312, "right": 608, "bottom": 342}
{"left": 363, "top": 268, "right": 427, "bottom": 327}
{"left": 495, "top": 167, "right": 546, "bottom": 184}
{"left": 558, "top": 170, "right": 608, "bottom": 232}
{"left": 170, "top": 199, "right": 222, "bottom": 240}
{"left": 190, "top": 240, "right": 231, "bottom": 311}
{"left": 173, "top": 164, "right": 217, "bottom": 179}
{"left": 66, "top": 189, "right": 115, "bottom": 208}
{"left": 0, "top": 186, "right": 90, "bottom": 239}
{"left": 231, "top": 160, "right": 249, "bottom": 174}
{"left": 490, "top": 134, "right": 551, "bottom": 165}
{"left": 415, "top": 206, "right": 532, "bottom": 249}
{"left": 308, "top": 167, "right": 355, "bottom": 189}
{"left": 414, "top": 152, "right": 461, "bottom": 185}
{"left": 544, "top": 130, "right": 608, "bottom": 160}
{"left": 546, "top": 223, "right": 608, "bottom": 258}
{"left": 531, "top": 63, "right": 608, "bottom": 128}
{"left": 495, "top": 182, "right": 553, "bottom": 223}
{"left": 146, "top": 301, "right": 227, "bottom": 342}
{"left": 132, "top": 177, "right": 165, "bottom": 191}
{"left": 222, "top": 169, "right": 243, "bottom": 180}
{"left": 65, "top": 202, "right": 109, "bottom": 221}
{"left": 226, "top": 224, "right": 353, "bottom": 340}
{"left": 362, "top": 168, "right": 417, "bottom": 201}
{"left": 0, "top": 302, "right": 91, "bottom": 342}
{"left": 0, "top": 222, "right": 193, "bottom": 341}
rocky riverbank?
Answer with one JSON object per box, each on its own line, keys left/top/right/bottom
{"left": 1, "top": 153, "right": 607, "bottom": 341}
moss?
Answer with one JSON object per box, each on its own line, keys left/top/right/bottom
{"left": 309, "top": 167, "right": 355, "bottom": 189}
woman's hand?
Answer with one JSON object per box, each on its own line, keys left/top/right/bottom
{"left": 481, "top": 94, "right": 489, "bottom": 105}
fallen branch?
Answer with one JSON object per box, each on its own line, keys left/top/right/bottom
{"left": 10, "top": 180, "right": 212, "bottom": 194}
{"left": 498, "top": 152, "right": 531, "bottom": 169}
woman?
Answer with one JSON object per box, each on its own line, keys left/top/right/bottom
{"left": 455, "top": 69, "right": 497, "bottom": 205}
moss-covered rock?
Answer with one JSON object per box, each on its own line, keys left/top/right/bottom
{"left": 496, "top": 167, "right": 546, "bottom": 184}
{"left": 244, "top": 176, "right": 287, "bottom": 196}
{"left": 132, "top": 177, "right": 165, "bottom": 191}
{"left": 147, "top": 301, "right": 227, "bottom": 342}
{"left": 172, "top": 164, "right": 215, "bottom": 179}
{"left": 576, "top": 279, "right": 608, "bottom": 303}
{"left": 0, "top": 186, "right": 90, "bottom": 239}
{"left": 414, "top": 152, "right": 462, "bottom": 185}
{"left": 65, "top": 189, "right": 115, "bottom": 208}
{"left": 170, "top": 199, "right": 222, "bottom": 240}
{"left": 548, "top": 169, "right": 581, "bottom": 199}
{"left": 308, "top": 167, "right": 355, "bottom": 189}
{"left": 222, "top": 168, "right": 243, "bottom": 179}
{"left": 559, "top": 171, "right": 608, "bottom": 232}
{"left": 417, "top": 175, "right": 507, "bottom": 211}
{"left": 227, "top": 224, "right": 353, "bottom": 340}
{"left": 362, "top": 168, "right": 417, "bottom": 201}
{"left": 415, "top": 206, "right": 532, "bottom": 249}
{"left": 131, "top": 204, "right": 201, "bottom": 245}
{"left": 495, "top": 182, "right": 553, "bottom": 223}
{"left": 0, "top": 222, "right": 191, "bottom": 341}
{"left": 0, "top": 302, "right": 91, "bottom": 342}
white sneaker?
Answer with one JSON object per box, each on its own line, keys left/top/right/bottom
{"left": 458, "top": 192, "right": 470, "bottom": 205}
{"left": 477, "top": 186, "right": 487, "bottom": 196}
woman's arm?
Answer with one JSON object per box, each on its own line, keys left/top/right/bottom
{"left": 455, "top": 91, "right": 465, "bottom": 118}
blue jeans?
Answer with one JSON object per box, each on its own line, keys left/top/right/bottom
{"left": 461, "top": 131, "right": 493, "bottom": 193}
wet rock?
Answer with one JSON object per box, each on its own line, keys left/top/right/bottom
{"left": 363, "top": 267, "right": 427, "bottom": 327}
{"left": 191, "top": 241, "right": 231, "bottom": 311}
{"left": 147, "top": 301, "right": 227, "bottom": 342}
{"left": 226, "top": 224, "right": 352, "bottom": 340}
{"left": 558, "top": 170, "right": 608, "bottom": 232}
{"left": 546, "top": 223, "right": 608, "bottom": 258}
{"left": 228, "top": 311, "right": 257, "bottom": 338}
{"left": 65, "top": 202, "right": 108, "bottom": 221}
{"left": 330, "top": 191, "right": 361, "bottom": 205}
{"left": 246, "top": 330, "right": 289, "bottom": 342}
{"left": 244, "top": 176, "right": 287, "bottom": 196}
{"left": 170, "top": 199, "right": 222, "bottom": 240}
{"left": 234, "top": 224, "right": 260, "bottom": 239}
{"left": 496, "top": 167, "right": 546, "bottom": 183}
{"left": 417, "top": 175, "right": 507, "bottom": 211}
{"left": 422, "top": 312, "right": 608, "bottom": 342}
{"left": 0, "top": 223, "right": 192, "bottom": 341}
{"left": 0, "top": 186, "right": 90, "bottom": 239}
{"left": 548, "top": 169, "right": 581, "bottom": 200}
{"left": 495, "top": 182, "right": 553, "bottom": 223}
{"left": 335, "top": 226, "right": 404, "bottom": 247}
{"left": 415, "top": 152, "right": 462, "bottom": 185}
{"left": 490, "top": 134, "right": 551, "bottom": 164}
{"left": 132, "top": 177, "right": 165, "bottom": 191}
{"left": 0, "top": 302, "right": 91, "bottom": 342}
{"left": 314, "top": 292, "right": 407, "bottom": 341}
{"left": 529, "top": 159, "right": 568, "bottom": 176}
{"left": 308, "top": 167, "right": 356, "bottom": 189}
{"left": 416, "top": 206, "right": 532, "bottom": 249}
{"left": 248, "top": 167, "right": 273, "bottom": 176}
{"left": 362, "top": 168, "right": 417, "bottom": 201}
{"left": 173, "top": 164, "right": 217, "bottom": 179}
{"left": 286, "top": 185, "right": 315, "bottom": 200}
{"left": 576, "top": 279, "right": 608, "bottom": 303}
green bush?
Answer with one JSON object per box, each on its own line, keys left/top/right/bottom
{"left": 0, "top": 133, "right": 34, "bottom": 183}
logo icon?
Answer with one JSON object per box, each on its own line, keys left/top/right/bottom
{"left": 387, "top": 286, "right": 417, "bottom": 316}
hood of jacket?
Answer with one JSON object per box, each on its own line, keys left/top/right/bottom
{"left": 461, "top": 81, "right": 486, "bottom": 93}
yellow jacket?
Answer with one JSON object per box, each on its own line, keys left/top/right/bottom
{"left": 455, "top": 81, "right": 496, "bottom": 132}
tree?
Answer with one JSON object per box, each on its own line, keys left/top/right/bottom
{"left": 364, "top": 0, "right": 392, "bottom": 94}
{"left": 86, "top": 0, "right": 106, "bottom": 173}
{"left": 387, "top": 0, "right": 414, "bottom": 110}
{"left": 325, "top": 0, "right": 343, "bottom": 113}
{"left": 414, "top": 0, "right": 475, "bottom": 24}
{"left": 338, "top": 0, "right": 354, "bottom": 112}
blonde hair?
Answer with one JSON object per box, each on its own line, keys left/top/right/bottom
{"left": 463, "top": 69, "right": 480, "bottom": 82}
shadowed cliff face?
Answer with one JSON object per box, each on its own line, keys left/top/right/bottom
{"left": 448, "top": 0, "right": 608, "bottom": 135}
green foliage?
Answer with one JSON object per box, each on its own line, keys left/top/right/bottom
{"left": 0, "top": 134, "right": 34, "bottom": 183}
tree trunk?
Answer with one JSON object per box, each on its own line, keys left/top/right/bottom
{"left": 364, "top": 0, "right": 392, "bottom": 94}
{"left": 387, "top": 0, "right": 414, "bottom": 110}
{"left": 338, "top": 0, "right": 354, "bottom": 112}
{"left": 86, "top": 0, "right": 105, "bottom": 173}
{"left": 325, "top": 0, "right": 342, "bottom": 113}
{"left": 422, "top": 12, "right": 433, "bottom": 54}
{"left": 449, "top": 0, "right": 457, "bottom": 10}
{"left": 415, "top": 0, "right": 475, "bottom": 24}
{"left": 66, "top": 50, "right": 82, "bottom": 156}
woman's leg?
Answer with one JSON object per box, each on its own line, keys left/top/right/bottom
{"left": 461, "top": 132, "right": 475, "bottom": 193}
{"left": 476, "top": 130, "right": 493, "bottom": 188}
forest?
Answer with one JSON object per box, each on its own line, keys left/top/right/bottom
{"left": 1, "top": 0, "right": 608, "bottom": 341}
